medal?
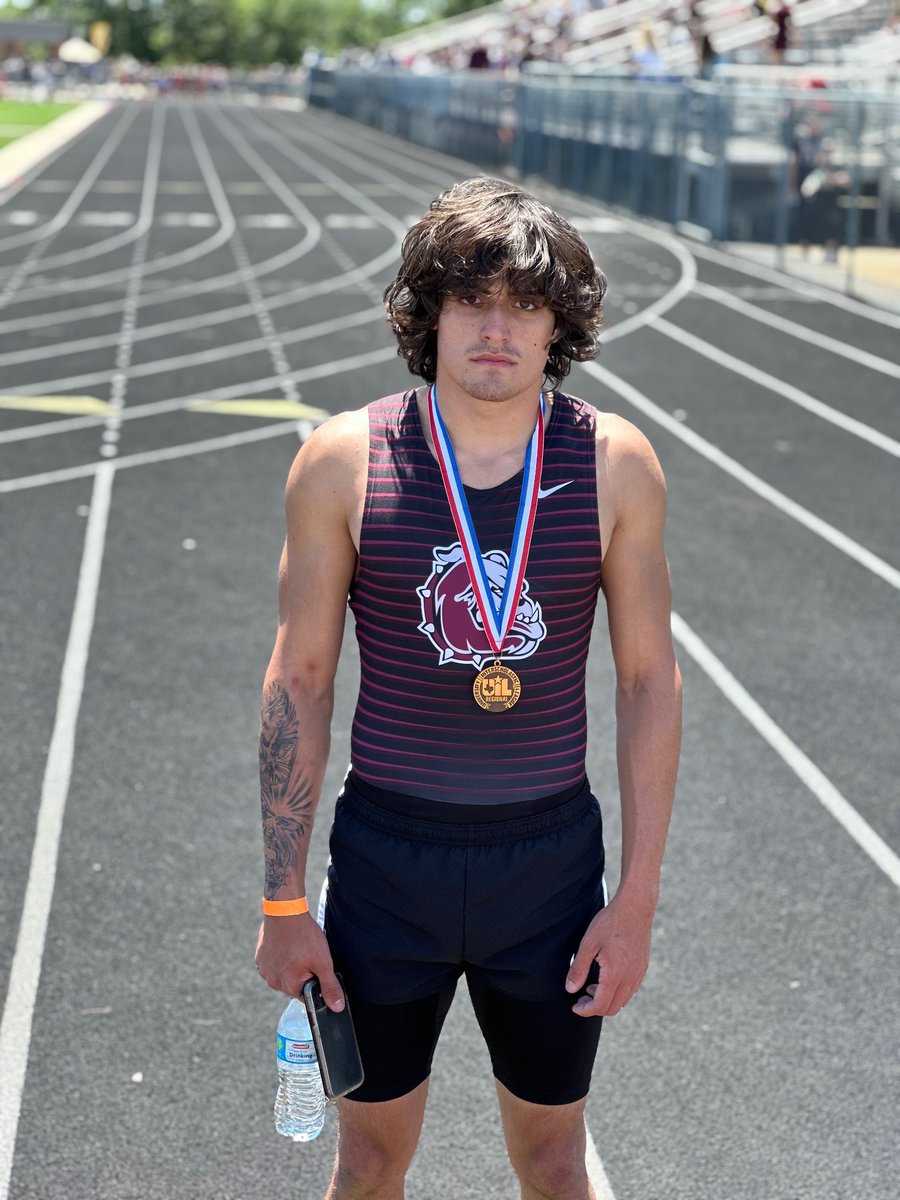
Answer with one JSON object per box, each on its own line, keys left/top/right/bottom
{"left": 427, "top": 385, "right": 544, "bottom": 712}
{"left": 473, "top": 661, "right": 522, "bottom": 712}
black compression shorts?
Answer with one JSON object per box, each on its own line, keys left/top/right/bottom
{"left": 323, "top": 771, "right": 606, "bottom": 1106}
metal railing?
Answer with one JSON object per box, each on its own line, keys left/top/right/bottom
{"left": 310, "top": 68, "right": 900, "bottom": 270}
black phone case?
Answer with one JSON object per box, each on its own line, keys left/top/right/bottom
{"left": 302, "top": 976, "right": 365, "bottom": 1100}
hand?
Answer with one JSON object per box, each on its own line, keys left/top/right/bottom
{"left": 255, "top": 914, "right": 345, "bottom": 1011}
{"left": 565, "top": 897, "right": 654, "bottom": 1018}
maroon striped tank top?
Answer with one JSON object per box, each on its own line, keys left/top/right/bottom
{"left": 348, "top": 389, "right": 602, "bottom": 805}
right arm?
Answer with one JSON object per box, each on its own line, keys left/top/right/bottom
{"left": 254, "top": 412, "right": 365, "bottom": 1011}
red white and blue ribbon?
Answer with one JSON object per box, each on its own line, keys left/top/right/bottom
{"left": 427, "top": 384, "right": 545, "bottom": 659}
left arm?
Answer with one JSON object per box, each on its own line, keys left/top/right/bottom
{"left": 566, "top": 419, "right": 683, "bottom": 1017}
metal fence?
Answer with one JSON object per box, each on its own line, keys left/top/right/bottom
{"left": 310, "top": 68, "right": 900, "bottom": 263}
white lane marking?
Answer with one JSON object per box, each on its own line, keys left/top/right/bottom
{"left": 4, "top": 110, "right": 240, "bottom": 305}
{"left": 0, "top": 345, "right": 397, "bottom": 494}
{"left": 602, "top": 229, "right": 696, "bottom": 344}
{"left": 325, "top": 213, "right": 378, "bottom": 229}
{"left": 671, "top": 611, "right": 900, "bottom": 889}
{"left": 689, "top": 241, "right": 900, "bottom": 332}
{"left": 158, "top": 211, "right": 218, "bottom": 227}
{"left": 75, "top": 210, "right": 134, "bottom": 227}
{"left": 0, "top": 462, "right": 114, "bottom": 1200}
{"left": 581, "top": 360, "right": 900, "bottom": 591}
{"left": 0, "top": 420, "right": 310, "bottom": 493}
{"left": 101, "top": 103, "right": 166, "bottom": 460}
{"left": 0, "top": 101, "right": 113, "bottom": 212}
{"left": 2, "top": 211, "right": 38, "bottom": 226}
{"left": 649, "top": 316, "right": 900, "bottom": 458}
{"left": 241, "top": 213, "right": 296, "bottom": 229}
{"left": 693, "top": 282, "right": 900, "bottom": 381}
{"left": 0, "top": 305, "right": 384, "bottom": 443}
{"left": 585, "top": 1127, "right": 617, "bottom": 1200}
{"left": 0, "top": 106, "right": 140, "bottom": 305}
{"left": 181, "top": 106, "right": 299, "bottom": 403}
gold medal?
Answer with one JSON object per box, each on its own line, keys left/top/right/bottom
{"left": 473, "top": 661, "right": 521, "bottom": 712}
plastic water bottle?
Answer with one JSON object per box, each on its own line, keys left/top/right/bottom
{"left": 274, "top": 998, "right": 326, "bottom": 1141}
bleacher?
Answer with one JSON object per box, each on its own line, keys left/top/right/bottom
{"left": 375, "top": 0, "right": 899, "bottom": 80}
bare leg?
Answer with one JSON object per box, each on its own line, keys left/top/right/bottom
{"left": 496, "top": 1080, "right": 596, "bottom": 1200}
{"left": 325, "top": 1080, "right": 429, "bottom": 1200}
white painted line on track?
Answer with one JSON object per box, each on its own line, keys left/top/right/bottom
{"left": 181, "top": 106, "right": 300, "bottom": 403}
{"left": 11, "top": 110, "right": 161, "bottom": 276}
{"left": 586, "top": 1127, "right": 617, "bottom": 1200}
{"left": 602, "top": 229, "right": 696, "bottom": 344}
{"left": 688, "top": 241, "right": 900, "bottom": 332}
{"left": 0, "top": 462, "right": 114, "bottom": 1200}
{"left": 649, "top": 315, "right": 900, "bottom": 458}
{"left": 0, "top": 419, "right": 307, "bottom": 493}
{"left": 0, "top": 106, "right": 140, "bottom": 306}
{"left": 101, "top": 104, "right": 166, "bottom": 460}
{"left": 581, "top": 360, "right": 900, "bottom": 591}
{"left": 2, "top": 107, "right": 240, "bottom": 305}
{"left": 693, "top": 282, "right": 900, "bottom": 380}
{"left": 0, "top": 101, "right": 113, "bottom": 212}
{"left": 671, "top": 611, "right": 900, "bottom": 889}
{"left": 0, "top": 307, "right": 386, "bottom": 444}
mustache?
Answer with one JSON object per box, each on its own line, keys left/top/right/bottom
{"left": 467, "top": 345, "right": 520, "bottom": 358}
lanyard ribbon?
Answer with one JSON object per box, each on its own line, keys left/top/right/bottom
{"left": 427, "top": 384, "right": 545, "bottom": 659}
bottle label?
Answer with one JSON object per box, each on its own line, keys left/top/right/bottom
{"left": 277, "top": 1033, "right": 317, "bottom": 1066}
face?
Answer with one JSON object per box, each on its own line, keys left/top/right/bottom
{"left": 433, "top": 283, "right": 557, "bottom": 406}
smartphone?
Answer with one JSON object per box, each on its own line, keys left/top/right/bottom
{"left": 302, "top": 975, "right": 365, "bottom": 1100}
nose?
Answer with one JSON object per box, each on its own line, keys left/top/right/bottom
{"left": 479, "top": 298, "right": 511, "bottom": 342}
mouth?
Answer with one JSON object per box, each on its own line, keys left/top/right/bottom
{"left": 470, "top": 354, "right": 517, "bottom": 366}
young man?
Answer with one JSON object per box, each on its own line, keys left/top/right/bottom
{"left": 256, "top": 177, "right": 682, "bottom": 1200}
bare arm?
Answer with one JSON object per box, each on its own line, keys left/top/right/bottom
{"left": 566, "top": 419, "right": 683, "bottom": 1017}
{"left": 254, "top": 412, "right": 365, "bottom": 1010}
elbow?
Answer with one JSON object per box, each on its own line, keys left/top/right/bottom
{"left": 616, "top": 655, "right": 682, "bottom": 709}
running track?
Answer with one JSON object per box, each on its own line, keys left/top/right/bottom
{"left": 0, "top": 101, "right": 898, "bottom": 1200}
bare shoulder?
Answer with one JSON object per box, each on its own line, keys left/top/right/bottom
{"left": 593, "top": 409, "right": 667, "bottom": 529}
{"left": 285, "top": 407, "right": 368, "bottom": 518}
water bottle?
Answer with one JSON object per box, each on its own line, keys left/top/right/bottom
{"left": 274, "top": 998, "right": 326, "bottom": 1141}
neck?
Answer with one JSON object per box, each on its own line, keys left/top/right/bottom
{"left": 425, "top": 380, "right": 545, "bottom": 457}
{"left": 419, "top": 383, "right": 550, "bottom": 490}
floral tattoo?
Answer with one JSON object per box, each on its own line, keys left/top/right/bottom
{"left": 259, "top": 683, "right": 313, "bottom": 899}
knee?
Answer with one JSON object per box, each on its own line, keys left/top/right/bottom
{"left": 510, "top": 1140, "right": 590, "bottom": 1200}
{"left": 332, "top": 1135, "right": 411, "bottom": 1199}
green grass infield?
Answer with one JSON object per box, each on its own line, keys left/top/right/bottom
{"left": 0, "top": 99, "right": 77, "bottom": 149}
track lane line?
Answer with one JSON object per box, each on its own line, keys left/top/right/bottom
{"left": 693, "top": 282, "right": 900, "bottom": 380}
{"left": 648, "top": 316, "right": 900, "bottom": 457}
{"left": 671, "top": 611, "right": 900, "bottom": 888}
{"left": 0, "top": 345, "right": 398, "bottom": 492}
{"left": 0, "top": 305, "right": 385, "bottom": 445}
{"left": 0, "top": 463, "right": 115, "bottom": 1200}
{"left": 581, "top": 360, "right": 900, "bottom": 591}
{"left": 0, "top": 106, "right": 140, "bottom": 307}
{"left": 181, "top": 106, "right": 300, "bottom": 403}
{"left": 688, "top": 241, "right": 900, "bottom": 331}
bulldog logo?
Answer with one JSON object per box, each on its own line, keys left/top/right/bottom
{"left": 417, "top": 543, "right": 547, "bottom": 669}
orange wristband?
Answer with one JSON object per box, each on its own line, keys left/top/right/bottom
{"left": 262, "top": 896, "right": 309, "bottom": 917}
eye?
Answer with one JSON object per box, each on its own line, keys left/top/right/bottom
{"left": 514, "top": 298, "right": 543, "bottom": 311}
{"left": 457, "top": 294, "right": 483, "bottom": 307}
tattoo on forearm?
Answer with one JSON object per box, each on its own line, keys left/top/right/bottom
{"left": 260, "top": 683, "right": 313, "bottom": 898}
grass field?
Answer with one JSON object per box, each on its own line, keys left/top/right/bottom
{"left": 0, "top": 99, "right": 76, "bottom": 149}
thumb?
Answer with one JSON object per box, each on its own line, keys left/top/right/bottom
{"left": 566, "top": 945, "right": 594, "bottom": 994}
{"left": 317, "top": 964, "right": 345, "bottom": 1012}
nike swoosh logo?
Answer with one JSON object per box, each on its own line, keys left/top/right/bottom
{"left": 537, "top": 480, "right": 574, "bottom": 500}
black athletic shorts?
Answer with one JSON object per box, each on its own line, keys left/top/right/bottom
{"left": 323, "top": 770, "right": 606, "bottom": 1106}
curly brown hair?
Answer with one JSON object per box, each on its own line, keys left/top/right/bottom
{"left": 383, "top": 177, "right": 607, "bottom": 389}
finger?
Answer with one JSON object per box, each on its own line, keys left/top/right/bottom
{"left": 572, "top": 972, "right": 617, "bottom": 1017}
{"left": 314, "top": 961, "right": 345, "bottom": 1012}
